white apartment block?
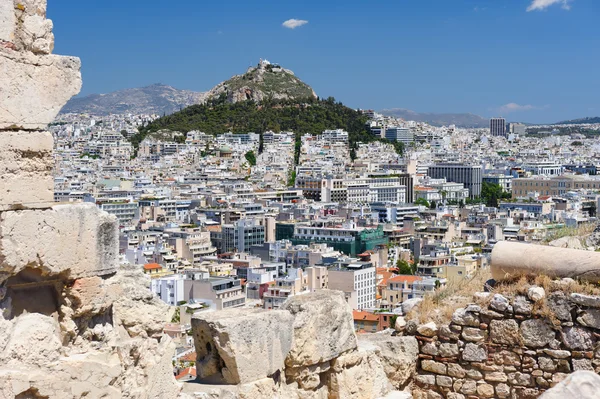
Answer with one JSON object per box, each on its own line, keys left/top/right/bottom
{"left": 328, "top": 262, "right": 376, "bottom": 310}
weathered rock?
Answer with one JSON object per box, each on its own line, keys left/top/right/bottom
{"left": 402, "top": 298, "right": 422, "bottom": 315}
{"left": 462, "top": 343, "right": 487, "bottom": 362}
{"left": 513, "top": 295, "right": 533, "bottom": 315}
{"left": 0, "top": 130, "right": 54, "bottom": 210}
{"left": 527, "top": 286, "right": 545, "bottom": 302}
{"left": 329, "top": 341, "right": 392, "bottom": 399}
{"left": 0, "top": 1, "right": 16, "bottom": 42}
{"left": 543, "top": 349, "right": 571, "bottom": 359}
{"left": 2, "top": 313, "right": 61, "bottom": 365}
{"left": 394, "top": 316, "right": 407, "bottom": 332}
{"left": 571, "top": 293, "right": 600, "bottom": 308}
{"left": 561, "top": 326, "right": 594, "bottom": 350}
{"left": 447, "top": 363, "right": 466, "bottom": 378}
{"left": 547, "top": 291, "right": 573, "bottom": 322}
{"left": 521, "top": 319, "right": 555, "bottom": 348}
{"left": 0, "top": 48, "right": 81, "bottom": 129}
{"left": 476, "top": 383, "right": 495, "bottom": 398}
{"left": 0, "top": 203, "right": 118, "bottom": 279}
{"left": 490, "top": 319, "right": 520, "bottom": 345}
{"left": 577, "top": 310, "right": 600, "bottom": 330}
{"left": 461, "top": 327, "right": 486, "bottom": 342}
{"left": 417, "top": 322, "right": 438, "bottom": 337}
{"left": 358, "top": 334, "right": 418, "bottom": 389}
{"left": 489, "top": 294, "right": 511, "bottom": 312}
{"left": 439, "top": 342, "right": 459, "bottom": 357}
{"left": 540, "top": 370, "right": 600, "bottom": 399}
{"left": 573, "top": 358, "right": 594, "bottom": 371}
{"left": 451, "top": 308, "right": 480, "bottom": 327}
{"left": 496, "top": 383, "right": 510, "bottom": 398}
{"left": 421, "top": 360, "right": 446, "bottom": 374}
{"left": 192, "top": 308, "right": 294, "bottom": 384}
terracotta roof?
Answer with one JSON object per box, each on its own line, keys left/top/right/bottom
{"left": 175, "top": 367, "right": 196, "bottom": 380}
{"left": 180, "top": 351, "right": 196, "bottom": 362}
{"left": 389, "top": 275, "right": 423, "bottom": 284}
{"left": 143, "top": 263, "right": 162, "bottom": 271}
{"left": 353, "top": 310, "right": 379, "bottom": 322}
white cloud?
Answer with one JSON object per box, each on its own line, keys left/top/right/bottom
{"left": 282, "top": 19, "right": 308, "bottom": 29}
{"left": 526, "top": 0, "right": 572, "bottom": 12}
{"left": 498, "top": 103, "right": 537, "bottom": 113}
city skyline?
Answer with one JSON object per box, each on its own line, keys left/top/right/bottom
{"left": 49, "top": 0, "right": 599, "bottom": 123}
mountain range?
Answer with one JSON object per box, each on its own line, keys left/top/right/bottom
{"left": 60, "top": 61, "right": 317, "bottom": 116}
{"left": 379, "top": 108, "right": 490, "bottom": 128}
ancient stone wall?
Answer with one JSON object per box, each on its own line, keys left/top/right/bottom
{"left": 409, "top": 288, "right": 600, "bottom": 399}
{"left": 188, "top": 290, "right": 418, "bottom": 399}
{"left": 0, "top": 2, "right": 181, "bottom": 398}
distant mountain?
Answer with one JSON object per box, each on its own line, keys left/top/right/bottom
{"left": 555, "top": 117, "right": 600, "bottom": 125}
{"left": 60, "top": 84, "right": 207, "bottom": 116}
{"left": 203, "top": 60, "right": 317, "bottom": 104}
{"left": 379, "top": 108, "right": 489, "bottom": 128}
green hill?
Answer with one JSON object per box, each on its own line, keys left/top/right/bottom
{"left": 133, "top": 96, "right": 403, "bottom": 158}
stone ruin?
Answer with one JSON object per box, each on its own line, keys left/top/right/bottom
{"left": 0, "top": 1, "right": 180, "bottom": 397}
{"left": 2, "top": 1, "right": 600, "bottom": 399}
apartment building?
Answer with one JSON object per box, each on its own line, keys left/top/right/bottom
{"left": 328, "top": 260, "right": 376, "bottom": 310}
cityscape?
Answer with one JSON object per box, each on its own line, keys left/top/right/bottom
{"left": 2, "top": 0, "right": 600, "bottom": 398}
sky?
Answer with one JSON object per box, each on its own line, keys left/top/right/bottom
{"left": 48, "top": 0, "right": 599, "bottom": 123}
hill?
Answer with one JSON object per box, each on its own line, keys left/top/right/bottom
{"left": 203, "top": 60, "right": 317, "bottom": 104}
{"left": 555, "top": 117, "right": 600, "bottom": 125}
{"left": 133, "top": 96, "right": 402, "bottom": 159}
{"left": 380, "top": 108, "right": 489, "bottom": 128}
{"left": 60, "top": 84, "right": 207, "bottom": 115}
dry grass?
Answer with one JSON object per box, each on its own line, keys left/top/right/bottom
{"left": 407, "top": 270, "right": 491, "bottom": 324}
{"left": 543, "top": 222, "right": 596, "bottom": 244}
{"left": 408, "top": 269, "right": 600, "bottom": 326}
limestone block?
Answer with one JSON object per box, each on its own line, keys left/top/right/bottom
{"left": 0, "top": 130, "right": 53, "bottom": 210}
{"left": 282, "top": 290, "right": 357, "bottom": 368}
{"left": 328, "top": 342, "right": 392, "bottom": 399}
{"left": 2, "top": 313, "right": 61, "bottom": 365}
{"left": 358, "top": 334, "right": 419, "bottom": 388}
{"left": 0, "top": 1, "right": 16, "bottom": 42}
{"left": 492, "top": 241, "right": 600, "bottom": 282}
{"left": 0, "top": 203, "right": 119, "bottom": 279}
{"left": 192, "top": 308, "right": 294, "bottom": 384}
{"left": 539, "top": 370, "right": 600, "bottom": 399}
{"left": 520, "top": 319, "right": 555, "bottom": 348}
{"left": 0, "top": 48, "right": 81, "bottom": 129}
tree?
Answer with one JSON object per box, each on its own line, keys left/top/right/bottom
{"left": 244, "top": 151, "right": 257, "bottom": 166}
{"left": 415, "top": 197, "right": 430, "bottom": 208}
{"left": 396, "top": 259, "right": 413, "bottom": 275}
{"left": 429, "top": 200, "right": 437, "bottom": 209}
{"left": 481, "top": 182, "right": 511, "bottom": 207}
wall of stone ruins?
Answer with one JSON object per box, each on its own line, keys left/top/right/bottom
{"left": 407, "top": 289, "right": 600, "bottom": 399}
{"left": 0, "top": 2, "right": 181, "bottom": 398}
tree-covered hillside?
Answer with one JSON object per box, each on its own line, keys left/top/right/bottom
{"left": 134, "top": 96, "right": 403, "bottom": 158}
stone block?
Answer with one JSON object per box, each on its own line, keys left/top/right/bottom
{"left": 0, "top": 130, "right": 53, "bottom": 210}
{"left": 462, "top": 342, "right": 487, "bottom": 362}
{"left": 490, "top": 319, "right": 520, "bottom": 345}
{"left": 520, "top": 319, "right": 555, "bottom": 348}
{"left": 358, "top": 334, "right": 418, "bottom": 388}
{"left": 282, "top": 290, "right": 357, "bottom": 368}
{"left": 0, "top": 1, "right": 16, "bottom": 42}
{"left": 329, "top": 341, "right": 392, "bottom": 399}
{"left": 0, "top": 203, "right": 119, "bottom": 279}
{"left": 0, "top": 48, "right": 81, "bottom": 130}
{"left": 540, "top": 370, "right": 600, "bottom": 399}
{"left": 191, "top": 308, "right": 294, "bottom": 384}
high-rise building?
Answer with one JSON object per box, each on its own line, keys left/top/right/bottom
{"left": 490, "top": 118, "right": 506, "bottom": 137}
{"left": 427, "top": 163, "right": 482, "bottom": 198}
{"left": 385, "top": 126, "right": 414, "bottom": 144}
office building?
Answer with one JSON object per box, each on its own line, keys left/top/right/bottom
{"left": 490, "top": 118, "right": 506, "bottom": 137}
{"left": 385, "top": 127, "right": 414, "bottom": 144}
{"left": 428, "top": 163, "right": 482, "bottom": 198}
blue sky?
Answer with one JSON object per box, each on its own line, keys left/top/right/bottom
{"left": 49, "top": 0, "right": 599, "bottom": 123}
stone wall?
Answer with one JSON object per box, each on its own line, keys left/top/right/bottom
{"left": 0, "top": 1, "right": 181, "bottom": 398}
{"left": 408, "top": 287, "right": 600, "bottom": 399}
{"left": 187, "top": 290, "right": 418, "bottom": 399}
